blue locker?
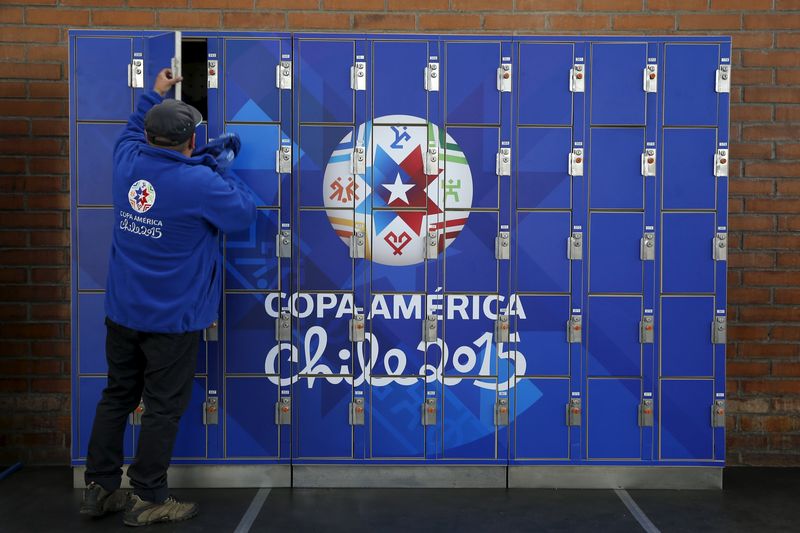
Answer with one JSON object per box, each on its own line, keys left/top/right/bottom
{"left": 225, "top": 209, "right": 280, "bottom": 291}
{"left": 226, "top": 124, "right": 281, "bottom": 207}
{"left": 443, "top": 378, "right": 497, "bottom": 459}
{"left": 514, "top": 378, "right": 569, "bottom": 459}
{"left": 299, "top": 125, "right": 355, "bottom": 208}
{"left": 516, "top": 211, "right": 571, "bottom": 293}
{"left": 590, "top": 43, "right": 648, "bottom": 126}
{"left": 225, "top": 39, "right": 282, "bottom": 123}
{"left": 77, "top": 123, "right": 124, "bottom": 206}
{"left": 661, "top": 296, "right": 715, "bottom": 377}
{"left": 448, "top": 127, "right": 499, "bottom": 209}
{"left": 664, "top": 44, "right": 720, "bottom": 127}
{"left": 516, "top": 127, "right": 572, "bottom": 210}
{"left": 660, "top": 379, "right": 714, "bottom": 460}
{"left": 443, "top": 300, "right": 496, "bottom": 376}
{"left": 372, "top": 40, "right": 428, "bottom": 120}
{"left": 225, "top": 377, "right": 279, "bottom": 458}
{"left": 78, "top": 293, "right": 107, "bottom": 374}
{"left": 298, "top": 210, "right": 353, "bottom": 291}
{"left": 515, "top": 296, "right": 570, "bottom": 376}
{"left": 589, "top": 127, "right": 645, "bottom": 210}
{"left": 517, "top": 43, "right": 573, "bottom": 126}
{"left": 662, "top": 128, "right": 717, "bottom": 210}
{"left": 294, "top": 377, "right": 353, "bottom": 458}
{"left": 369, "top": 301, "right": 425, "bottom": 376}
{"left": 444, "top": 211, "right": 498, "bottom": 293}
{"left": 77, "top": 209, "right": 113, "bottom": 291}
{"left": 587, "top": 296, "right": 642, "bottom": 377}
{"left": 587, "top": 378, "right": 641, "bottom": 459}
{"left": 661, "top": 212, "right": 716, "bottom": 294}
{"left": 370, "top": 378, "right": 425, "bottom": 458}
{"left": 74, "top": 37, "right": 133, "bottom": 121}
{"left": 225, "top": 293, "right": 277, "bottom": 374}
{"left": 589, "top": 212, "right": 643, "bottom": 294}
{"left": 445, "top": 41, "right": 501, "bottom": 125}
{"left": 298, "top": 39, "right": 355, "bottom": 124}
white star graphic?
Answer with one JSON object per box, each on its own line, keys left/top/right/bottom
{"left": 382, "top": 172, "right": 414, "bottom": 205}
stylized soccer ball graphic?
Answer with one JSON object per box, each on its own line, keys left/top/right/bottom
{"left": 128, "top": 179, "right": 156, "bottom": 214}
{"left": 323, "top": 115, "right": 472, "bottom": 266}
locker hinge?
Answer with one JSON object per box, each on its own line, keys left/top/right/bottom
{"left": 202, "top": 396, "right": 219, "bottom": 425}
{"left": 275, "top": 397, "right": 291, "bottom": 425}
{"left": 425, "top": 146, "right": 439, "bottom": 176}
{"left": 349, "top": 398, "right": 365, "bottom": 426}
{"left": 128, "top": 60, "right": 144, "bottom": 89}
{"left": 640, "top": 232, "right": 655, "bottom": 261}
{"left": 641, "top": 149, "right": 656, "bottom": 177}
{"left": 203, "top": 321, "right": 219, "bottom": 342}
{"left": 352, "top": 143, "right": 366, "bottom": 175}
{"left": 421, "top": 398, "right": 437, "bottom": 426}
{"left": 424, "top": 62, "right": 440, "bottom": 92}
{"left": 639, "top": 316, "right": 655, "bottom": 344}
{"left": 711, "top": 400, "right": 726, "bottom": 428}
{"left": 275, "top": 60, "right": 292, "bottom": 90}
{"left": 495, "top": 231, "right": 510, "bottom": 261}
{"left": 424, "top": 230, "right": 438, "bottom": 260}
{"left": 494, "top": 398, "right": 510, "bottom": 426}
{"left": 350, "top": 231, "right": 366, "bottom": 259}
{"left": 714, "top": 149, "right": 729, "bottom": 177}
{"left": 713, "top": 233, "right": 728, "bottom": 261}
{"left": 567, "top": 315, "right": 582, "bottom": 344}
{"left": 350, "top": 61, "right": 366, "bottom": 91}
{"left": 276, "top": 229, "right": 291, "bottom": 258}
{"left": 276, "top": 146, "right": 291, "bottom": 174}
{"left": 349, "top": 314, "right": 365, "bottom": 343}
{"left": 716, "top": 64, "right": 731, "bottom": 93}
{"left": 130, "top": 400, "right": 144, "bottom": 426}
{"left": 712, "top": 316, "right": 727, "bottom": 345}
{"left": 497, "top": 62, "right": 512, "bottom": 92}
{"left": 207, "top": 59, "right": 218, "bottom": 89}
{"left": 275, "top": 311, "right": 291, "bottom": 342}
{"left": 567, "top": 232, "right": 583, "bottom": 261}
{"left": 496, "top": 148, "right": 511, "bottom": 177}
{"left": 568, "top": 149, "right": 584, "bottom": 177}
{"left": 569, "top": 64, "right": 585, "bottom": 93}
{"left": 638, "top": 399, "right": 654, "bottom": 427}
{"left": 566, "top": 398, "right": 582, "bottom": 426}
{"left": 643, "top": 64, "right": 658, "bottom": 93}
{"left": 495, "top": 315, "right": 510, "bottom": 343}
{"left": 423, "top": 314, "right": 438, "bottom": 343}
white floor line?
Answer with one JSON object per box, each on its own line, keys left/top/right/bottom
{"left": 615, "top": 488, "right": 661, "bottom": 533}
{"left": 234, "top": 487, "right": 271, "bottom": 533}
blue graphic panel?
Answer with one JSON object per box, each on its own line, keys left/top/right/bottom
{"left": 369, "top": 297, "right": 425, "bottom": 376}
{"left": 587, "top": 378, "right": 641, "bottom": 459}
{"left": 172, "top": 377, "right": 206, "bottom": 458}
{"left": 661, "top": 296, "right": 714, "bottom": 377}
{"left": 590, "top": 127, "right": 645, "bottom": 210}
{"left": 445, "top": 41, "right": 500, "bottom": 125}
{"left": 516, "top": 127, "right": 571, "bottom": 209}
{"left": 75, "top": 37, "right": 132, "bottom": 121}
{"left": 662, "top": 212, "right": 715, "bottom": 294}
{"left": 373, "top": 40, "right": 427, "bottom": 121}
{"left": 588, "top": 296, "right": 641, "bottom": 377}
{"left": 78, "top": 293, "right": 106, "bottom": 374}
{"left": 225, "top": 377, "right": 279, "bottom": 458}
{"left": 514, "top": 378, "right": 568, "bottom": 459}
{"left": 443, "top": 298, "right": 497, "bottom": 377}
{"left": 226, "top": 124, "right": 280, "bottom": 207}
{"left": 225, "top": 209, "right": 279, "bottom": 291}
{"left": 295, "top": 377, "right": 352, "bottom": 458}
{"left": 447, "top": 127, "right": 498, "bottom": 209}
{"left": 298, "top": 297, "right": 354, "bottom": 375}
{"left": 517, "top": 211, "right": 571, "bottom": 293}
{"left": 661, "top": 379, "right": 713, "bottom": 460}
{"left": 226, "top": 293, "right": 277, "bottom": 374}
{"left": 591, "top": 43, "right": 647, "bottom": 125}
{"left": 663, "top": 128, "right": 717, "bottom": 210}
{"left": 516, "top": 296, "right": 570, "bottom": 376}
{"left": 443, "top": 378, "right": 496, "bottom": 459}
{"left": 298, "top": 210, "right": 353, "bottom": 291}
{"left": 77, "top": 123, "right": 123, "bottom": 206}
{"left": 300, "top": 125, "right": 354, "bottom": 208}
{"left": 298, "top": 39, "right": 354, "bottom": 124}
{"left": 370, "top": 379, "right": 425, "bottom": 458}
{"left": 517, "top": 43, "right": 573, "bottom": 126}
{"left": 225, "top": 39, "right": 280, "bottom": 123}
{"left": 664, "top": 44, "right": 720, "bottom": 127}
{"left": 78, "top": 208, "right": 113, "bottom": 291}
{"left": 589, "top": 212, "right": 643, "bottom": 294}
{"left": 77, "top": 376, "right": 133, "bottom": 458}
{"left": 445, "top": 211, "right": 498, "bottom": 293}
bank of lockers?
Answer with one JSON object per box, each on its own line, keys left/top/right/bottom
{"left": 70, "top": 31, "right": 729, "bottom": 468}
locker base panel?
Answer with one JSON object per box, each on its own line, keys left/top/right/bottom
{"left": 72, "top": 464, "right": 291, "bottom": 489}
{"left": 509, "top": 465, "right": 722, "bottom": 489}
{"left": 292, "top": 465, "right": 507, "bottom": 488}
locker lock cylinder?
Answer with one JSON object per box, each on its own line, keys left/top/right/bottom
{"left": 207, "top": 60, "right": 218, "bottom": 89}
{"left": 712, "top": 316, "right": 727, "bottom": 345}
{"left": 276, "top": 146, "right": 291, "bottom": 174}
{"left": 494, "top": 398, "right": 509, "bottom": 426}
{"left": 423, "top": 314, "right": 438, "bottom": 343}
{"left": 497, "top": 63, "right": 512, "bottom": 93}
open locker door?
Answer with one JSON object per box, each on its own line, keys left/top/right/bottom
{"left": 145, "top": 31, "right": 182, "bottom": 100}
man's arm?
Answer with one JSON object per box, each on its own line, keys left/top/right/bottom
{"left": 200, "top": 168, "right": 257, "bottom": 234}
{"left": 113, "top": 68, "right": 181, "bottom": 162}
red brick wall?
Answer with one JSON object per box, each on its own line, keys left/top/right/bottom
{"left": 0, "top": 1, "right": 798, "bottom": 466}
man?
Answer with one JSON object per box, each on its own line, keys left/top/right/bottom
{"left": 80, "top": 68, "right": 256, "bottom": 526}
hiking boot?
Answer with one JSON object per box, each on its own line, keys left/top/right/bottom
{"left": 80, "top": 482, "right": 128, "bottom": 517}
{"left": 123, "top": 494, "right": 199, "bottom": 527}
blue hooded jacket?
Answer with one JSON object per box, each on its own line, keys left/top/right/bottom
{"left": 105, "top": 90, "right": 256, "bottom": 333}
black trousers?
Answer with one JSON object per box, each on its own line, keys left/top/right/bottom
{"left": 85, "top": 317, "right": 200, "bottom": 503}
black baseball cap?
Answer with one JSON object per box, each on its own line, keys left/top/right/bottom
{"left": 144, "top": 99, "right": 203, "bottom": 147}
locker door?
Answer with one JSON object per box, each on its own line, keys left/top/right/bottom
{"left": 171, "top": 378, "right": 207, "bottom": 458}
{"left": 225, "top": 210, "right": 280, "bottom": 291}
{"left": 660, "top": 379, "right": 714, "bottom": 460}
{"left": 372, "top": 40, "right": 428, "bottom": 121}
{"left": 77, "top": 293, "right": 107, "bottom": 374}
{"left": 77, "top": 123, "right": 124, "bottom": 206}
{"left": 517, "top": 43, "right": 573, "bottom": 126}
{"left": 225, "top": 377, "right": 279, "bottom": 458}
{"left": 77, "top": 377, "right": 134, "bottom": 459}
{"left": 444, "top": 211, "right": 499, "bottom": 293}
{"left": 517, "top": 127, "right": 572, "bottom": 210}
{"left": 227, "top": 124, "right": 281, "bottom": 208}
{"left": 443, "top": 378, "right": 497, "bottom": 459}
{"left": 225, "top": 39, "right": 281, "bottom": 123}
{"left": 516, "top": 212, "right": 571, "bottom": 293}
{"left": 587, "top": 378, "right": 641, "bottom": 459}
{"left": 298, "top": 39, "right": 355, "bottom": 123}
{"left": 661, "top": 296, "right": 715, "bottom": 377}
{"left": 74, "top": 36, "right": 133, "bottom": 121}
{"left": 590, "top": 43, "right": 647, "bottom": 126}
{"left": 449, "top": 126, "right": 498, "bottom": 209}
{"left": 77, "top": 209, "right": 113, "bottom": 291}
{"left": 514, "top": 378, "right": 569, "bottom": 460}
{"left": 294, "top": 377, "right": 353, "bottom": 458}
{"left": 299, "top": 125, "right": 356, "bottom": 208}
{"left": 515, "top": 296, "right": 570, "bottom": 376}
{"left": 662, "top": 128, "right": 717, "bottom": 210}
{"left": 445, "top": 41, "right": 501, "bottom": 125}
{"left": 226, "top": 293, "right": 277, "bottom": 374}
{"left": 589, "top": 128, "right": 645, "bottom": 210}
{"left": 587, "top": 296, "right": 642, "bottom": 377}
{"left": 145, "top": 32, "right": 180, "bottom": 100}
{"left": 370, "top": 378, "right": 425, "bottom": 458}
{"left": 664, "top": 44, "right": 720, "bottom": 127}
{"left": 589, "top": 212, "right": 644, "bottom": 293}
{"left": 661, "top": 212, "right": 716, "bottom": 294}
